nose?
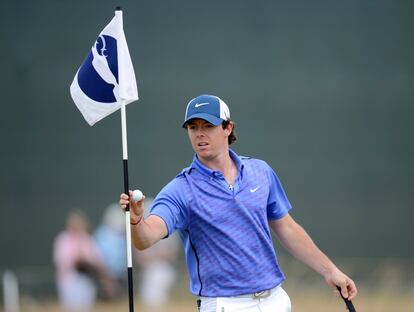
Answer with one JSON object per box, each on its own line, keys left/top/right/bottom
{"left": 194, "top": 127, "right": 205, "bottom": 137}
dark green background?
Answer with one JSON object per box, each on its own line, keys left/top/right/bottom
{"left": 1, "top": 0, "right": 413, "bottom": 269}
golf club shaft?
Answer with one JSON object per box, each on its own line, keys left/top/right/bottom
{"left": 336, "top": 286, "right": 356, "bottom": 312}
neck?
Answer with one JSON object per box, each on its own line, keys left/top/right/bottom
{"left": 197, "top": 149, "right": 237, "bottom": 185}
{"left": 197, "top": 148, "right": 230, "bottom": 170}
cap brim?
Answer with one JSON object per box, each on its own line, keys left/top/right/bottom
{"left": 182, "top": 113, "right": 224, "bottom": 128}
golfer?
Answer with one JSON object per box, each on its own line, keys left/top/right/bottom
{"left": 120, "top": 94, "right": 357, "bottom": 311}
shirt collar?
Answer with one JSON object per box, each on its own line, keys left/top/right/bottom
{"left": 190, "top": 149, "right": 245, "bottom": 178}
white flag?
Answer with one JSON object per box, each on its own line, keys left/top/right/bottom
{"left": 70, "top": 10, "right": 138, "bottom": 126}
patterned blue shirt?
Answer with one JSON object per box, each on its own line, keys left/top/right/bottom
{"left": 150, "top": 149, "right": 292, "bottom": 297}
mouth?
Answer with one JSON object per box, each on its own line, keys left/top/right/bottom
{"left": 197, "top": 142, "right": 209, "bottom": 147}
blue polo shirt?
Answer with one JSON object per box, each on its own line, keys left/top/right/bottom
{"left": 150, "top": 149, "right": 292, "bottom": 297}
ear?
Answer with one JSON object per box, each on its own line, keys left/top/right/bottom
{"left": 223, "top": 121, "right": 234, "bottom": 136}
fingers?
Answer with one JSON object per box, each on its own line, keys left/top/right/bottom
{"left": 119, "top": 191, "right": 146, "bottom": 211}
{"left": 333, "top": 286, "right": 341, "bottom": 297}
{"left": 346, "top": 279, "right": 358, "bottom": 300}
{"left": 326, "top": 270, "right": 357, "bottom": 301}
{"left": 335, "top": 278, "right": 357, "bottom": 301}
{"left": 339, "top": 282, "right": 349, "bottom": 299}
{"left": 119, "top": 193, "right": 130, "bottom": 211}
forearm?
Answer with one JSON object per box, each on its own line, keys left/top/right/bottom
{"left": 278, "top": 222, "right": 338, "bottom": 277}
{"left": 119, "top": 192, "right": 168, "bottom": 251}
{"left": 271, "top": 216, "right": 338, "bottom": 278}
{"left": 270, "top": 214, "right": 358, "bottom": 299}
{"left": 131, "top": 215, "right": 167, "bottom": 250}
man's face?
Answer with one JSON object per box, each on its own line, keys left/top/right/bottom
{"left": 186, "top": 119, "right": 232, "bottom": 161}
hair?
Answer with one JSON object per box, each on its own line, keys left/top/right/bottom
{"left": 222, "top": 120, "right": 237, "bottom": 145}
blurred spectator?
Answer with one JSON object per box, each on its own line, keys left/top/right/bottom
{"left": 94, "top": 203, "right": 127, "bottom": 286}
{"left": 53, "top": 210, "right": 118, "bottom": 312}
{"left": 134, "top": 197, "right": 180, "bottom": 307}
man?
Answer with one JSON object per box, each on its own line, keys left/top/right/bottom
{"left": 120, "top": 94, "right": 357, "bottom": 312}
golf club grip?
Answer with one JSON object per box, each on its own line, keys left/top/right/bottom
{"left": 336, "top": 286, "right": 356, "bottom": 312}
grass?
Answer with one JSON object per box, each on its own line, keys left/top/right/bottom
{"left": 13, "top": 287, "right": 414, "bottom": 312}
{"left": 6, "top": 257, "right": 414, "bottom": 312}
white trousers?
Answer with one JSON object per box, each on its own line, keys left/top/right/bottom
{"left": 200, "top": 285, "right": 291, "bottom": 312}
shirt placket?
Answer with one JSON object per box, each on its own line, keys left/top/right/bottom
{"left": 213, "top": 172, "right": 234, "bottom": 195}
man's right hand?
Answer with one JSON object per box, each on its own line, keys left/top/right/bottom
{"left": 119, "top": 191, "right": 145, "bottom": 224}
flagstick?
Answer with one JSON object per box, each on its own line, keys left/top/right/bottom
{"left": 121, "top": 103, "right": 135, "bottom": 312}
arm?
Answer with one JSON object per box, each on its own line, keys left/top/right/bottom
{"left": 269, "top": 214, "right": 357, "bottom": 300}
{"left": 120, "top": 192, "right": 168, "bottom": 250}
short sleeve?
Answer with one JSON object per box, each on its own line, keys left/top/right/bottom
{"left": 266, "top": 166, "right": 292, "bottom": 220}
{"left": 150, "top": 177, "right": 189, "bottom": 236}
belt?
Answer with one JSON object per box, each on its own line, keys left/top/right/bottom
{"left": 231, "top": 284, "right": 280, "bottom": 299}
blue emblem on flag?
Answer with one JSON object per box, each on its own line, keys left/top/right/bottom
{"left": 77, "top": 35, "right": 119, "bottom": 103}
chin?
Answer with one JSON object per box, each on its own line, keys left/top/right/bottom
{"left": 197, "top": 149, "right": 213, "bottom": 160}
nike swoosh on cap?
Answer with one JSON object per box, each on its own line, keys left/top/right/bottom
{"left": 194, "top": 102, "right": 210, "bottom": 108}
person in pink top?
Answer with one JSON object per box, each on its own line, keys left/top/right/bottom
{"left": 53, "top": 210, "right": 117, "bottom": 312}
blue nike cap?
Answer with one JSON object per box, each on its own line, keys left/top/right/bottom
{"left": 183, "top": 94, "right": 231, "bottom": 128}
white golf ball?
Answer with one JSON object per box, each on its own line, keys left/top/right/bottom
{"left": 132, "top": 189, "right": 143, "bottom": 201}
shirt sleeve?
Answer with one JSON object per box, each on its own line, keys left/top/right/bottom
{"left": 149, "top": 177, "right": 189, "bottom": 237}
{"left": 266, "top": 165, "right": 292, "bottom": 220}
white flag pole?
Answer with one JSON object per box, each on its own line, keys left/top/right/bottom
{"left": 121, "top": 103, "right": 135, "bottom": 312}
{"left": 117, "top": 7, "right": 135, "bottom": 312}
